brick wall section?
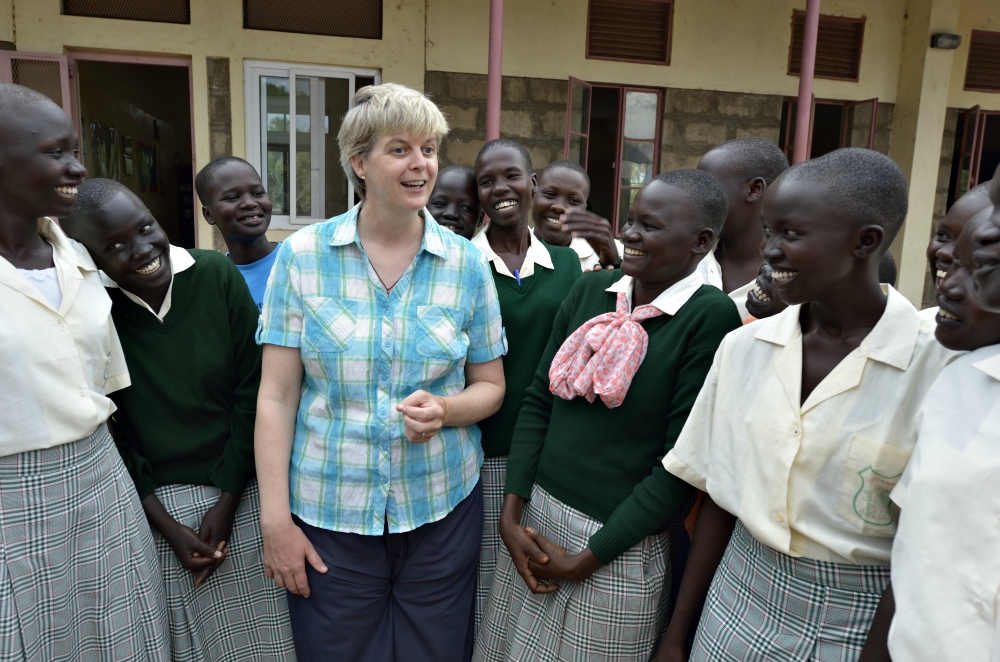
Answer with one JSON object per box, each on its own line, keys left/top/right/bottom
{"left": 206, "top": 56, "right": 232, "bottom": 252}
{"left": 425, "top": 71, "right": 567, "bottom": 170}
{"left": 922, "top": 107, "right": 960, "bottom": 308}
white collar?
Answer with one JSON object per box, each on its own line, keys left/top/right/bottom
{"left": 472, "top": 228, "right": 554, "bottom": 279}
{"left": 974, "top": 347, "right": 1000, "bottom": 382}
{"left": 605, "top": 269, "right": 705, "bottom": 316}
{"left": 101, "top": 245, "right": 195, "bottom": 322}
{"left": 569, "top": 236, "right": 596, "bottom": 259}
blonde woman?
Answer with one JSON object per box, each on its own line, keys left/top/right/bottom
{"left": 255, "top": 83, "right": 506, "bottom": 661}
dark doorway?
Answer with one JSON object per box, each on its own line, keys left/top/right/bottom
{"left": 76, "top": 60, "right": 195, "bottom": 248}
{"left": 587, "top": 87, "right": 621, "bottom": 226}
{"left": 948, "top": 110, "right": 1000, "bottom": 208}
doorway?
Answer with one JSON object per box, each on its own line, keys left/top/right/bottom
{"left": 779, "top": 97, "right": 878, "bottom": 162}
{"left": 948, "top": 107, "right": 1000, "bottom": 207}
{"left": 72, "top": 55, "right": 196, "bottom": 248}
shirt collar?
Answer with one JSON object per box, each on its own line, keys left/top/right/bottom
{"left": 973, "top": 348, "right": 1000, "bottom": 382}
{"left": 101, "top": 244, "right": 194, "bottom": 322}
{"left": 605, "top": 269, "right": 705, "bottom": 316}
{"left": 471, "top": 228, "right": 554, "bottom": 278}
{"left": 330, "top": 204, "right": 448, "bottom": 260}
{"left": 754, "top": 285, "right": 921, "bottom": 371}
{"left": 38, "top": 216, "right": 96, "bottom": 274}
{"left": 569, "top": 237, "right": 595, "bottom": 259}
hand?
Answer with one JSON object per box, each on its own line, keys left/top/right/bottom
{"left": 162, "top": 521, "right": 226, "bottom": 574}
{"left": 525, "top": 529, "right": 603, "bottom": 584}
{"left": 498, "top": 494, "right": 556, "bottom": 594}
{"left": 261, "top": 519, "right": 328, "bottom": 597}
{"left": 194, "top": 491, "right": 239, "bottom": 587}
{"left": 588, "top": 264, "right": 615, "bottom": 273}
{"left": 560, "top": 210, "right": 619, "bottom": 266}
{"left": 396, "top": 390, "right": 446, "bottom": 443}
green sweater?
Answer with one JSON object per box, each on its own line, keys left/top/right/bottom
{"left": 478, "top": 241, "right": 582, "bottom": 457}
{"left": 505, "top": 270, "right": 741, "bottom": 564}
{"left": 109, "top": 249, "right": 262, "bottom": 500}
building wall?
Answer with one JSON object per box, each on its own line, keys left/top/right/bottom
{"left": 949, "top": 0, "right": 1000, "bottom": 110}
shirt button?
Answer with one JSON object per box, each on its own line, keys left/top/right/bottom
{"left": 776, "top": 512, "right": 786, "bottom": 522}
{"left": 793, "top": 429, "right": 800, "bottom": 436}
{"left": 383, "top": 339, "right": 391, "bottom": 348}
{"left": 58, "top": 323, "right": 67, "bottom": 331}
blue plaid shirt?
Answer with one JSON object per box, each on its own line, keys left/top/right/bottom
{"left": 258, "top": 207, "right": 505, "bottom": 534}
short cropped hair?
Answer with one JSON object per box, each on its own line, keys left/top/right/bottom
{"left": 652, "top": 169, "right": 729, "bottom": 235}
{"left": 539, "top": 159, "right": 590, "bottom": 186}
{"left": 878, "top": 250, "right": 897, "bottom": 286}
{"left": 438, "top": 164, "right": 476, "bottom": 180}
{"left": 337, "top": 83, "right": 449, "bottom": 200}
{"left": 0, "top": 83, "right": 58, "bottom": 121}
{"left": 195, "top": 156, "right": 255, "bottom": 205}
{"left": 475, "top": 138, "right": 532, "bottom": 173}
{"left": 777, "top": 148, "right": 908, "bottom": 245}
{"left": 708, "top": 137, "right": 790, "bottom": 186}
{"left": 61, "top": 178, "right": 132, "bottom": 237}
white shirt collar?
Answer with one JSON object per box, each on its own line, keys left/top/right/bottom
{"left": 569, "top": 236, "right": 596, "bottom": 259}
{"left": 101, "top": 244, "right": 195, "bottom": 322}
{"left": 973, "top": 349, "right": 1000, "bottom": 382}
{"left": 472, "top": 229, "right": 554, "bottom": 279}
{"left": 605, "top": 269, "right": 705, "bottom": 316}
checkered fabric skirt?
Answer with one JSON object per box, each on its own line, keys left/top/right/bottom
{"left": 473, "top": 484, "right": 672, "bottom": 662}
{"left": 475, "top": 455, "right": 507, "bottom": 636}
{"left": 691, "top": 521, "right": 891, "bottom": 662}
{"left": 151, "top": 480, "right": 296, "bottom": 662}
{"left": 0, "top": 423, "right": 170, "bottom": 662}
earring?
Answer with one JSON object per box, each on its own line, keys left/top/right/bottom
{"left": 361, "top": 175, "right": 366, "bottom": 180}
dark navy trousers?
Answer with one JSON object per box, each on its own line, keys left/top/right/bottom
{"left": 287, "top": 480, "right": 483, "bottom": 662}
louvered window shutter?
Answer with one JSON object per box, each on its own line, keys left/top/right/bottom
{"left": 62, "top": 0, "right": 189, "bottom": 24}
{"left": 244, "top": 0, "right": 382, "bottom": 39}
{"left": 587, "top": 0, "right": 673, "bottom": 65}
{"left": 788, "top": 12, "right": 865, "bottom": 82}
{"left": 965, "top": 30, "right": 1000, "bottom": 92}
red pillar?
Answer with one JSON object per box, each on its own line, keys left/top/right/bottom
{"left": 486, "top": 0, "right": 504, "bottom": 142}
{"left": 793, "top": 0, "right": 821, "bottom": 164}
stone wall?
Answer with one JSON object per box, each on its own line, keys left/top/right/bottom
{"left": 425, "top": 71, "right": 567, "bottom": 170}
{"left": 922, "top": 108, "right": 960, "bottom": 309}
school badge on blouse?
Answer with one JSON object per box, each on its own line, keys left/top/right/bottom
{"left": 852, "top": 466, "right": 900, "bottom": 526}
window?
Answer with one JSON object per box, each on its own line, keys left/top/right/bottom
{"left": 63, "top": 0, "right": 189, "bottom": 24}
{"left": 244, "top": 62, "right": 379, "bottom": 230}
{"left": 788, "top": 12, "right": 865, "bottom": 82}
{"left": 779, "top": 97, "right": 878, "bottom": 161}
{"left": 948, "top": 106, "right": 1000, "bottom": 207}
{"left": 586, "top": 0, "right": 673, "bottom": 65}
{"left": 244, "top": 0, "right": 382, "bottom": 39}
{"left": 964, "top": 30, "right": 1000, "bottom": 93}
{"left": 0, "top": 52, "right": 71, "bottom": 116}
{"left": 564, "top": 82, "right": 663, "bottom": 232}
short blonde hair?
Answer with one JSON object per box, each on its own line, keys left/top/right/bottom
{"left": 338, "top": 83, "right": 449, "bottom": 199}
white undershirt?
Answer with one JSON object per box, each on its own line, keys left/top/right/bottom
{"left": 18, "top": 266, "right": 63, "bottom": 309}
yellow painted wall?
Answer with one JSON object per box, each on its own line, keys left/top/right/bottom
{"left": 0, "top": 0, "right": 13, "bottom": 43}
{"left": 12, "top": 0, "right": 427, "bottom": 248}
{"left": 427, "top": 0, "right": 908, "bottom": 102}
{"left": 947, "top": 0, "right": 1000, "bottom": 110}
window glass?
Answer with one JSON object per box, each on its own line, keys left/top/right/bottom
{"left": 624, "top": 91, "right": 658, "bottom": 140}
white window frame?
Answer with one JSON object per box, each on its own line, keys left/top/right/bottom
{"left": 244, "top": 60, "right": 380, "bottom": 230}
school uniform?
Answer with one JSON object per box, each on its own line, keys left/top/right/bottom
{"left": 230, "top": 243, "right": 280, "bottom": 312}
{"left": 0, "top": 217, "right": 169, "bottom": 661}
{"left": 470, "top": 230, "right": 581, "bottom": 632}
{"left": 698, "top": 248, "right": 753, "bottom": 319}
{"left": 475, "top": 269, "right": 742, "bottom": 662}
{"left": 888, "top": 344, "right": 1000, "bottom": 662}
{"left": 664, "top": 286, "right": 958, "bottom": 661}
{"left": 107, "top": 245, "right": 294, "bottom": 661}
{"left": 567, "top": 236, "right": 623, "bottom": 272}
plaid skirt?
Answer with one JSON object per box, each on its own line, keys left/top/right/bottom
{"left": 691, "top": 521, "right": 891, "bottom": 662}
{"left": 474, "top": 484, "right": 672, "bottom": 662}
{"left": 151, "top": 480, "right": 296, "bottom": 662}
{"left": 475, "top": 455, "right": 507, "bottom": 635}
{"left": 0, "top": 423, "right": 170, "bottom": 662}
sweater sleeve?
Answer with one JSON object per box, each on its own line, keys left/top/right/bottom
{"left": 109, "top": 410, "right": 159, "bottom": 500}
{"left": 504, "top": 277, "right": 586, "bottom": 498}
{"left": 587, "top": 302, "right": 742, "bottom": 564}
{"left": 208, "top": 262, "right": 263, "bottom": 496}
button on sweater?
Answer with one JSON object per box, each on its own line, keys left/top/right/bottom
{"left": 504, "top": 270, "right": 742, "bottom": 564}
{"left": 109, "top": 248, "right": 262, "bottom": 500}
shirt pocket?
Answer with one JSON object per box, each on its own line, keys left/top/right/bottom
{"left": 302, "top": 297, "right": 356, "bottom": 354}
{"left": 837, "top": 435, "right": 911, "bottom": 537}
{"left": 415, "top": 305, "right": 468, "bottom": 361}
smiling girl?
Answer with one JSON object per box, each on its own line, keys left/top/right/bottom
{"left": 474, "top": 169, "right": 741, "bottom": 661}
{"left": 62, "top": 178, "right": 294, "bottom": 661}
{"left": 470, "top": 140, "right": 582, "bottom": 630}
{"left": 0, "top": 84, "right": 169, "bottom": 660}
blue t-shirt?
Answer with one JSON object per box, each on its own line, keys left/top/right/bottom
{"left": 231, "top": 245, "right": 280, "bottom": 312}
